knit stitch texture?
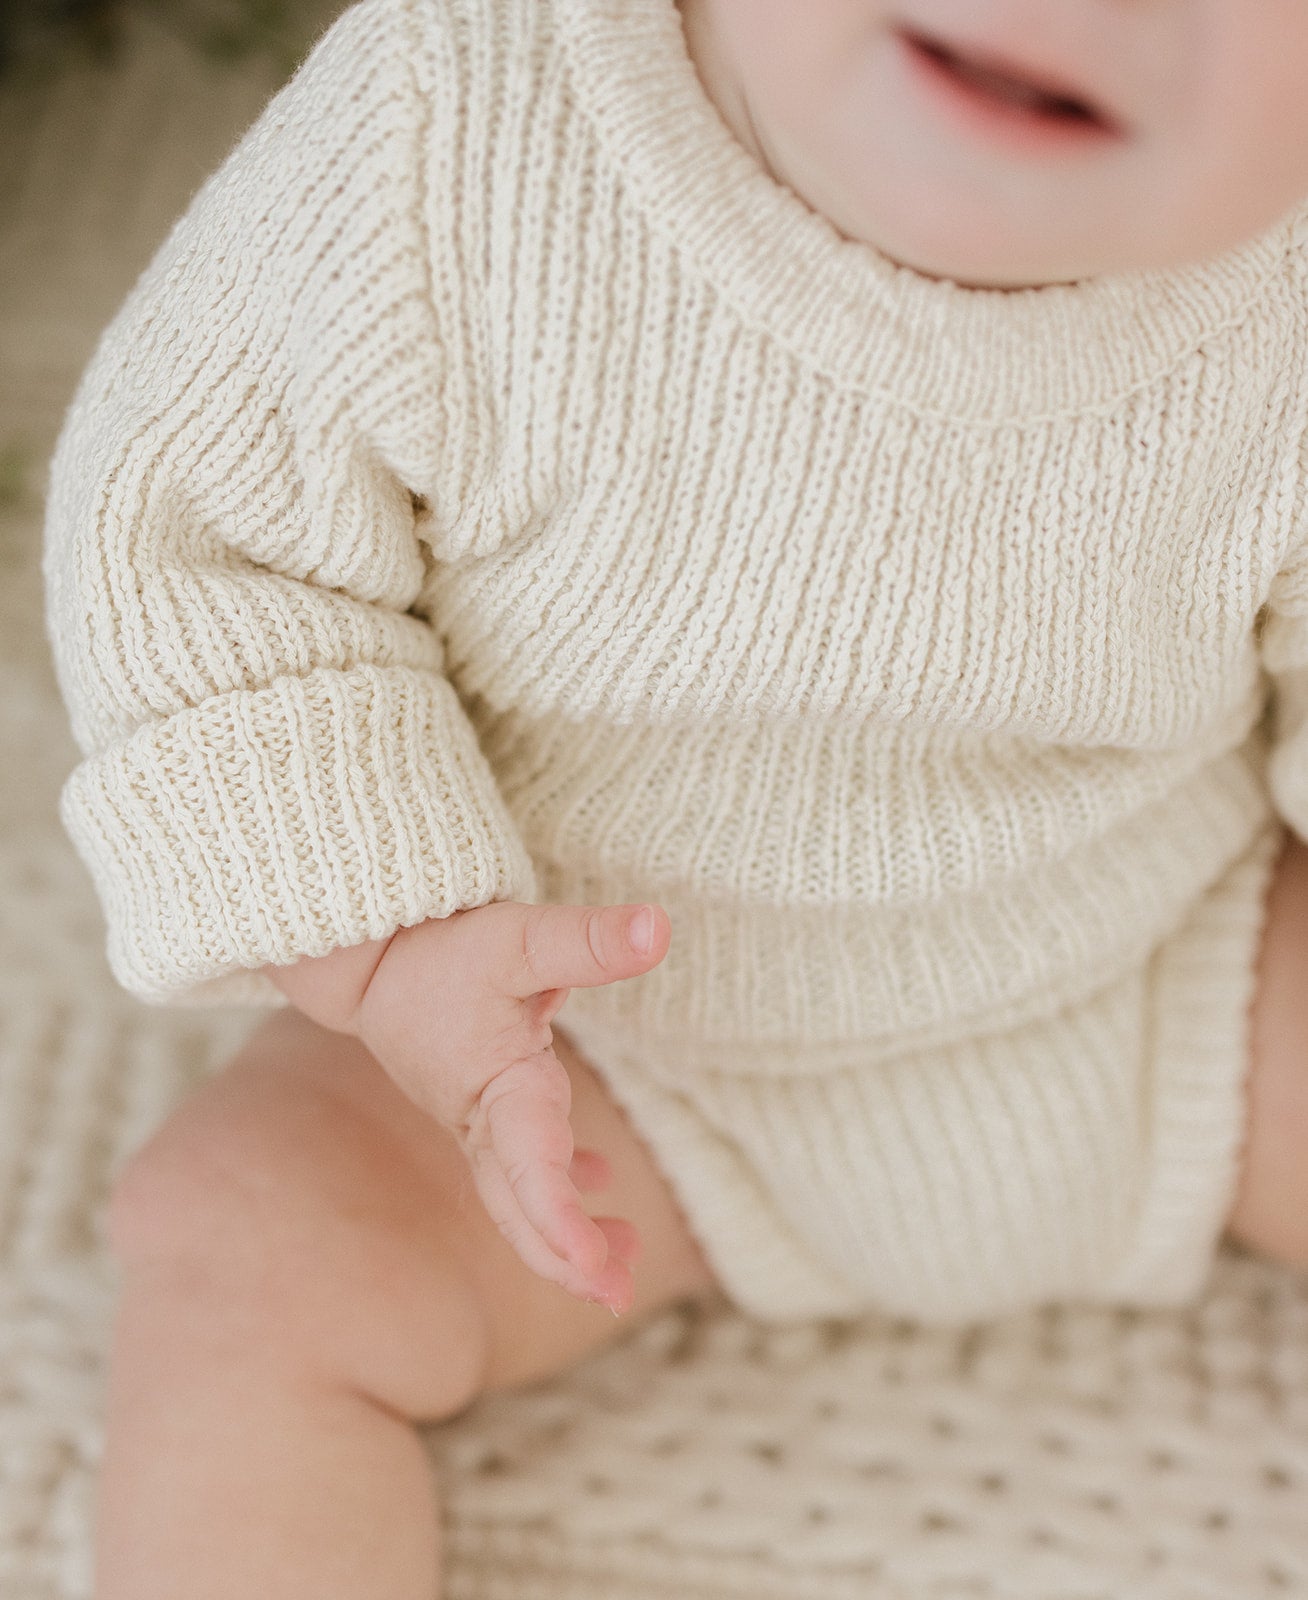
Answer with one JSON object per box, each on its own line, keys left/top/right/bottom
{"left": 42, "top": 0, "right": 1308, "bottom": 1321}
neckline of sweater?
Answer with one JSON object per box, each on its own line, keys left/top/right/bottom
{"left": 552, "top": 0, "right": 1302, "bottom": 421}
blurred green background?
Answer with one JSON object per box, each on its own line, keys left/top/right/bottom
{"left": 1, "top": 0, "right": 322, "bottom": 83}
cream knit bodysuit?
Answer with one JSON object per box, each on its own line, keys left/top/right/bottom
{"left": 43, "top": 0, "right": 1308, "bottom": 1323}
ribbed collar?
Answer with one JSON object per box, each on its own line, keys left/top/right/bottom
{"left": 555, "top": 0, "right": 1302, "bottom": 420}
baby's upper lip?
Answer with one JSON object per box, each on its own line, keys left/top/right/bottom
{"left": 896, "top": 25, "right": 1127, "bottom": 134}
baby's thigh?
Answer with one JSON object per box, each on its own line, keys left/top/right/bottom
{"left": 1226, "top": 830, "right": 1308, "bottom": 1267}
{"left": 108, "top": 1006, "right": 716, "bottom": 1417}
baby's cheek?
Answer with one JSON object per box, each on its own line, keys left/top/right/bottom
{"left": 1179, "top": 10, "right": 1308, "bottom": 261}
{"left": 1224, "top": 832, "right": 1308, "bottom": 1268}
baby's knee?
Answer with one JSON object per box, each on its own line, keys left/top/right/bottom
{"left": 106, "top": 1072, "right": 331, "bottom": 1312}
{"left": 105, "top": 1061, "right": 491, "bottom": 1419}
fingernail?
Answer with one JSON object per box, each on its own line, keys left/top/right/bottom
{"left": 628, "top": 905, "right": 655, "bottom": 955}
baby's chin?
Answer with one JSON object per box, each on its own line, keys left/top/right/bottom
{"left": 821, "top": 216, "right": 1083, "bottom": 291}
{"left": 776, "top": 152, "right": 1135, "bottom": 289}
{"left": 816, "top": 175, "right": 1293, "bottom": 291}
{"left": 812, "top": 188, "right": 1137, "bottom": 290}
{"left": 855, "top": 232, "right": 1090, "bottom": 292}
{"left": 774, "top": 134, "right": 1284, "bottom": 289}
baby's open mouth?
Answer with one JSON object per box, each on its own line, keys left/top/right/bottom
{"left": 897, "top": 28, "right": 1119, "bottom": 137}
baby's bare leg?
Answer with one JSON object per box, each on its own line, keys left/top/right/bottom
{"left": 97, "top": 1006, "right": 715, "bottom": 1599}
{"left": 1226, "top": 829, "right": 1308, "bottom": 1266}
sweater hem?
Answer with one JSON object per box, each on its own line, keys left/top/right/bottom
{"left": 559, "top": 820, "right": 1284, "bottom": 1325}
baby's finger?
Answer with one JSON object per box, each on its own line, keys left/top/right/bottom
{"left": 467, "top": 1144, "right": 600, "bottom": 1298}
{"left": 469, "top": 1145, "right": 633, "bottom": 1310}
{"left": 525, "top": 986, "right": 571, "bottom": 1028}
{"left": 595, "top": 1215, "right": 642, "bottom": 1268}
{"left": 472, "top": 901, "right": 670, "bottom": 999}
{"left": 589, "top": 1232, "right": 637, "bottom": 1312}
{"left": 568, "top": 1147, "right": 614, "bottom": 1194}
{"left": 487, "top": 1101, "right": 610, "bottom": 1278}
{"left": 475, "top": 1053, "right": 608, "bottom": 1276}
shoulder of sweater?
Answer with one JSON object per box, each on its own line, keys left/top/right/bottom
{"left": 188, "top": 0, "right": 550, "bottom": 199}
{"left": 53, "top": 0, "right": 467, "bottom": 490}
{"left": 56, "top": 0, "right": 571, "bottom": 444}
{"left": 260, "top": 0, "right": 553, "bottom": 184}
{"left": 180, "top": 0, "right": 433, "bottom": 224}
{"left": 406, "top": 0, "right": 556, "bottom": 57}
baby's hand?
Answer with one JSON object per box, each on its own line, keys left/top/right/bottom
{"left": 352, "top": 901, "right": 669, "bottom": 1313}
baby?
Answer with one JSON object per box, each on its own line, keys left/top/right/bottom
{"left": 40, "top": 0, "right": 1308, "bottom": 1593}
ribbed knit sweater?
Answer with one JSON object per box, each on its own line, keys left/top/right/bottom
{"left": 42, "top": 0, "right": 1308, "bottom": 1321}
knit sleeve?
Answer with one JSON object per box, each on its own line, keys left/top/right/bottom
{"left": 41, "top": 0, "right": 537, "bottom": 1008}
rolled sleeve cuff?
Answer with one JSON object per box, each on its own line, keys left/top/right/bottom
{"left": 59, "top": 664, "right": 538, "bottom": 1006}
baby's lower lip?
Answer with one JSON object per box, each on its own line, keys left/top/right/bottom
{"left": 895, "top": 29, "right": 1122, "bottom": 157}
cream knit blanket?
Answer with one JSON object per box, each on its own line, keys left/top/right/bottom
{"left": 3, "top": 10, "right": 1307, "bottom": 1598}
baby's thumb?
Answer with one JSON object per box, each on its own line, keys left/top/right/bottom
{"left": 489, "top": 901, "right": 670, "bottom": 998}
